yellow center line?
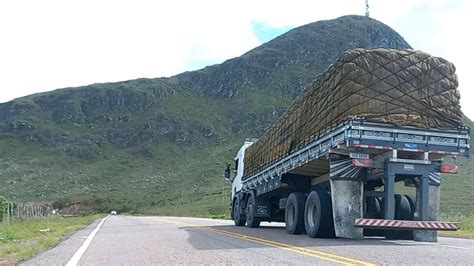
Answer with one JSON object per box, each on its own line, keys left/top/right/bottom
{"left": 157, "top": 217, "right": 378, "bottom": 266}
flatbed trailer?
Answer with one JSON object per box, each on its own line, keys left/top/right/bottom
{"left": 225, "top": 118, "right": 470, "bottom": 242}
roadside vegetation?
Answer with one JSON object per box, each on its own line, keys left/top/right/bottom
{"left": 439, "top": 213, "right": 474, "bottom": 238}
{"left": 0, "top": 214, "right": 103, "bottom": 264}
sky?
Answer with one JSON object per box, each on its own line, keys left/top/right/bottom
{"left": 0, "top": 0, "right": 473, "bottom": 118}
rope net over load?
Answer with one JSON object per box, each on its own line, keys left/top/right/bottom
{"left": 243, "top": 48, "right": 463, "bottom": 178}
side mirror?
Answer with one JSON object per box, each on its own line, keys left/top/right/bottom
{"left": 224, "top": 163, "right": 231, "bottom": 181}
{"left": 224, "top": 163, "right": 237, "bottom": 181}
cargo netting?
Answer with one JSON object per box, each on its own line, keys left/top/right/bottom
{"left": 243, "top": 48, "right": 463, "bottom": 179}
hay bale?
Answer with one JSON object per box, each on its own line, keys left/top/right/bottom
{"left": 243, "top": 48, "right": 462, "bottom": 178}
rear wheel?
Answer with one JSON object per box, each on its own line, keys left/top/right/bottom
{"left": 285, "top": 192, "right": 306, "bottom": 235}
{"left": 232, "top": 198, "right": 246, "bottom": 226}
{"left": 404, "top": 194, "right": 416, "bottom": 218}
{"left": 363, "top": 196, "right": 383, "bottom": 236}
{"left": 384, "top": 195, "right": 414, "bottom": 240}
{"left": 365, "top": 196, "right": 381, "bottom": 218}
{"left": 304, "top": 190, "right": 335, "bottom": 238}
{"left": 245, "top": 193, "right": 261, "bottom": 228}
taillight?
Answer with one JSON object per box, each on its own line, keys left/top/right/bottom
{"left": 352, "top": 158, "right": 374, "bottom": 168}
{"left": 440, "top": 164, "right": 458, "bottom": 174}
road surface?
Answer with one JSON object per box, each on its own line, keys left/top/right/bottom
{"left": 23, "top": 215, "right": 473, "bottom": 265}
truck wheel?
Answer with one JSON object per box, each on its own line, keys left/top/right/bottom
{"left": 363, "top": 197, "right": 383, "bottom": 237}
{"left": 285, "top": 192, "right": 306, "bottom": 235}
{"left": 304, "top": 190, "right": 335, "bottom": 238}
{"left": 365, "top": 196, "right": 381, "bottom": 218}
{"left": 375, "top": 197, "right": 383, "bottom": 218}
{"left": 385, "top": 195, "right": 414, "bottom": 240}
{"left": 404, "top": 194, "right": 416, "bottom": 219}
{"left": 245, "top": 193, "right": 260, "bottom": 228}
{"left": 396, "top": 195, "right": 414, "bottom": 220}
{"left": 232, "top": 198, "right": 246, "bottom": 226}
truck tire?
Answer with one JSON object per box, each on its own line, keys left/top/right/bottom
{"left": 396, "top": 195, "right": 414, "bottom": 220}
{"left": 285, "top": 192, "right": 306, "bottom": 235}
{"left": 375, "top": 197, "right": 383, "bottom": 218}
{"left": 245, "top": 192, "right": 261, "bottom": 228}
{"left": 404, "top": 194, "right": 416, "bottom": 218}
{"left": 304, "top": 190, "right": 335, "bottom": 238}
{"left": 365, "top": 196, "right": 381, "bottom": 218}
{"left": 232, "top": 198, "right": 246, "bottom": 226}
{"left": 379, "top": 195, "right": 414, "bottom": 220}
{"left": 364, "top": 196, "right": 383, "bottom": 237}
{"left": 384, "top": 194, "right": 414, "bottom": 240}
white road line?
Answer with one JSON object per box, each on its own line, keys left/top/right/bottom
{"left": 383, "top": 240, "right": 472, "bottom": 250}
{"left": 66, "top": 215, "right": 110, "bottom": 266}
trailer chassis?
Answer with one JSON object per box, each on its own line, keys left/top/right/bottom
{"left": 237, "top": 118, "right": 469, "bottom": 241}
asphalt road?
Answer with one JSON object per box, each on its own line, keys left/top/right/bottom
{"left": 23, "top": 215, "right": 474, "bottom": 265}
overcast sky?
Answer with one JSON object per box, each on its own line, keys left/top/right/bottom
{"left": 1, "top": 0, "right": 473, "bottom": 118}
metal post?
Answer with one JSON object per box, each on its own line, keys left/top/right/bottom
{"left": 8, "top": 202, "right": 13, "bottom": 224}
{"left": 6, "top": 203, "right": 8, "bottom": 224}
{"left": 384, "top": 166, "right": 395, "bottom": 219}
{"left": 8, "top": 203, "right": 12, "bottom": 224}
{"left": 419, "top": 175, "right": 429, "bottom": 220}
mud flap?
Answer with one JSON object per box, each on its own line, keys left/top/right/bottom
{"left": 330, "top": 180, "right": 364, "bottom": 239}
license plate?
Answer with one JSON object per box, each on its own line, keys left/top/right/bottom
{"left": 350, "top": 152, "right": 369, "bottom": 159}
{"left": 404, "top": 143, "right": 418, "bottom": 148}
{"left": 404, "top": 164, "right": 415, "bottom": 172}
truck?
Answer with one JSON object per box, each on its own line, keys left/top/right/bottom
{"left": 224, "top": 48, "right": 470, "bottom": 242}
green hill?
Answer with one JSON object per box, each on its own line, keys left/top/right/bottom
{"left": 0, "top": 15, "right": 471, "bottom": 216}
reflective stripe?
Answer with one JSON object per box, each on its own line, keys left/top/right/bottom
{"left": 354, "top": 218, "right": 460, "bottom": 231}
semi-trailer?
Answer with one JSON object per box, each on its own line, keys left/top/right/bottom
{"left": 224, "top": 48, "right": 470, "bottom": 242}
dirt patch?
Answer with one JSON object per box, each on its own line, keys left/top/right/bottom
{"left": 61, "top": 202, "right": 94, "bottom": 215}
{"left": 0, "top": 255, "right": 17, "bottom": 266}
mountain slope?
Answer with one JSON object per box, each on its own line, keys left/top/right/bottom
{"left": 2, "top": 15, "right": 470, "bottom": 216}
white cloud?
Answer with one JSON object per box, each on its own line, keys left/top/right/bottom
{"left": 429, "top": 1, "right": 474, "bottom": 119}
{"left": 371, "top": 0, "right": 474, "bottom": 118}
{"left": 0, "top": 0, "right": 472, "bottom": 118}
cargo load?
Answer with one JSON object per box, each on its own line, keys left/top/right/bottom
{"left": 243, "top": 48, "right": 463, "bottom": 178}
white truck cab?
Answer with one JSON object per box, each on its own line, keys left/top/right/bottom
{"left": 224, "top": 139, "right": 255, "bottom": 199}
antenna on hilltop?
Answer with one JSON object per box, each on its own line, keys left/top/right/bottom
{"left": 365, "top": 0, "right": 370, "bottom": 17}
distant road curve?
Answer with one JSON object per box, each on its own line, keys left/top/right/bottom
{"left": 23, "top": 215, "right": 474, "bottom": 265}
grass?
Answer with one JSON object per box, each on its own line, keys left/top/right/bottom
{"left": 0, "top": 214, "right": 104, "bottom": 263}
{"left": 438, "top": 213, "right": 474, "bottom": 238}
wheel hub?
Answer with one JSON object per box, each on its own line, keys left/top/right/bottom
{"left": 308, "top": 202, "right": 317, "bottom": 228}
{"left": 288, "top": 204, "right": 295, "bottom": 226}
